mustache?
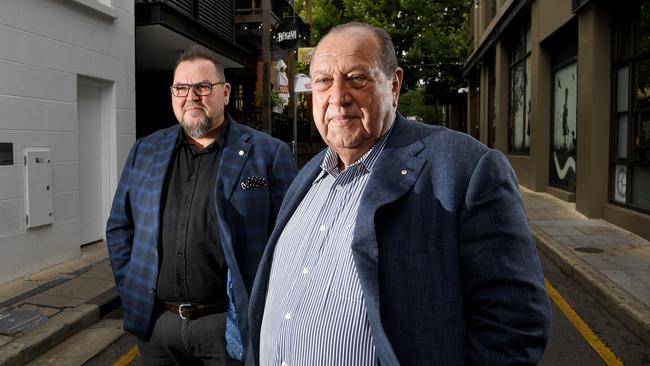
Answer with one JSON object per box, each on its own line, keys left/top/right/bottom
{"left": 183, "top": 103, "right": 205, "bottom": 111}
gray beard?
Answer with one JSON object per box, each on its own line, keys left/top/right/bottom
{"left": 181, "top": 116, "right": 213, "bottom": 139}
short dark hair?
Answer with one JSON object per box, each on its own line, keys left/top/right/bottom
{"left": 319, "top": 22, "right": 398, "bottom": 77}
{"left": 174, "top": 44, "right": 225, "bottom": 80}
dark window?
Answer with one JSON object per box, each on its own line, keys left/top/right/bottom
{"left": 489, "top": 0, "right": 497, "bottom": 21}
{"left": 487, "top": 56, "right": 496, "bottom": 148}
{"left": 612, "top": 0, "right": 650, "bottom": 212}
{"left": 508, "top": 23, "right": 531, "bottom": 154}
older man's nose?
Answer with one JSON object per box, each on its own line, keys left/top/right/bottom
{"left": 328, "top": 79, "right": 350, "bottom": 106}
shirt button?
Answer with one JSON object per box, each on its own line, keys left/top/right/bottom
{"left": 178, "top": 223, "right": 185, "bottom": 230}
{"left": 281, "top": 362, "right": 289, "bottom": 366}
{"left": 302, "top": 267, "right": 309, "bottom": 274}
{"left": 335, "top": 184, "right": 342, "bottom": 191}
{"left": 284, "top": 312, "right": 291, "bottom": 320}
{"left": 177, "top": 252, "right": 182, "bottom": 257}
{"left": 184, "top": 197, "right": 190, "bottom": 204}
{"left": 319, "top": 224, "right": 327, "bottom": 231}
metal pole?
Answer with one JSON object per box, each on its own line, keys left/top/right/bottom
{"left": 292, "top": 89, "right": 298, "bottom": 163}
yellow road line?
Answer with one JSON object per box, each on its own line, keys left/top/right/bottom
{"left": 112, "top": 345, "right": 139, "bottom": 366}
{"left": 545, "top": 278, "right": 624, "bottom": 366}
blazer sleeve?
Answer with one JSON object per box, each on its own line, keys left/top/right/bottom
{"left": 105, "top": 140, "right": 140, "bottom": 289}
{"left": 458, "top": 149, "right": 551, "bottom": 365}
{"left": 267, "top": 141, "right": 297, "bottom": 229}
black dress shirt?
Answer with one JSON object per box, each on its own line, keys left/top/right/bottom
{"left": 157, "top": 123, "right": 229, "bottom": 305}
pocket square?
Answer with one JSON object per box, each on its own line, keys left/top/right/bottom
{"left": 241, "top": 176, "right": 267, "bottom": 190}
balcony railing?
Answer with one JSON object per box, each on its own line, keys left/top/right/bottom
{"left": 136, "top": 0, "right": 235, "bottom": 41}
{"left": 235, "top": 0, "right": 304, "bottom": 22}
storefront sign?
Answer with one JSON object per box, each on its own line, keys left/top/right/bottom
{"left": 273, "top": 16, "right": 304, "bottom": 49}
{"left": 297, "top": 47, "right": 315, "bottom": 63}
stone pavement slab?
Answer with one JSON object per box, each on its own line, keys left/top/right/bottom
{"left": 522, "top": 187, "right": 650, "bottom": 346}
{"left": 0, "top": 242, "right": 119, "bottom": 366}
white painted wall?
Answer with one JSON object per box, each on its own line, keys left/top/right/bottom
{"left": 0, "top": 0, "right": 135, "bottom": 283}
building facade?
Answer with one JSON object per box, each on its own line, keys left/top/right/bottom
{"left": 0, "top": 0, "right": 136, "bottom": 283}
{"left": 464, "top": 0, "right": 650, "bottom": 240}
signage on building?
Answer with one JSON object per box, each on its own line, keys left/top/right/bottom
{"left": 298, "top": 47, "right": 315, "bottom": 63}
{"left": 295, "top": 73, "right": 311, "bottom": 93}
{"left": 0, "top": 143, "right": 12, "bottom": 165}
{"left": 273, "top": 16, "right": 305, "bottom": 49}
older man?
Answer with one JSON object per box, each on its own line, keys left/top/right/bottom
{"left": 248, "top": 22, "right": 551, "bottom": 365}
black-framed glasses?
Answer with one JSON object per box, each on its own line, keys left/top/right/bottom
{"left": 170, "top": 82, "right": 225, "bottom": 97}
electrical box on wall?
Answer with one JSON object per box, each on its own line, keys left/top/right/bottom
{"left": 24, "top": 148, "right": 54, "bottom": 229}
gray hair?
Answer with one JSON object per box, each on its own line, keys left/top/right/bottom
{"left": 319, "top": 22, "right": 398, "bottom": 77}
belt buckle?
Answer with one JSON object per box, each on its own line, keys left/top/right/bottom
{"left": 178, "top": 303, "right": 193, "bottom": 320}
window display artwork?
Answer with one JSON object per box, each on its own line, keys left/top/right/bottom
{"left": 551, "top": 62, "right": 578, "bottom": 191}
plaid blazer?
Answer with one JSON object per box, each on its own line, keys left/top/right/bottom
{"left": 106, "top": 116, "right": 296, "bottom": 351}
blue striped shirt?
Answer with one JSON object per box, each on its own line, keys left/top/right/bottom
{"left": 260, "top": 129, "right": 392, "bottom": 366}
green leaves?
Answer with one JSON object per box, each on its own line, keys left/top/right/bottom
{"left": 297, "top": 0, "right": 469, "bottom": 102}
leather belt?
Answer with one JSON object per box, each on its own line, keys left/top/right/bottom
{"left": 162, "top": 302, "right": 228, "bottom": 320}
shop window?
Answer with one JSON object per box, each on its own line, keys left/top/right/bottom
{"left": 236, "top": 84, "right": 244, "bottom": 112}
{"left": 508, "top": 23, "right": 531, "bottom": 154}
{"left": 489, "top": 0, "right": 497, "bottom": 21}
{"left": 488, "top": 57, "right": 496, "bottom": 148}
{"left": 612, "top": 0, "right": 650, "bottom": 213}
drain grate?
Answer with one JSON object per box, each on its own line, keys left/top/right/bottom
{"left": 105, "top": 307, "right": 124, "bottom": 319}
{"left": 574, "top": 247, "right": 604, "bottom": 253}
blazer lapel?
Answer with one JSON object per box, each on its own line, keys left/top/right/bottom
{"left": 218, "top": 120, "right": 252, "bottom": 200}
{"left": 149, "top": 126, "right": 180, "bottom": 247}
{"left": 351, "top": 116, "right": 427, "bottom": 365}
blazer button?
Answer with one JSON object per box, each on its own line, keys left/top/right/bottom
{"left": 148, "top": 288, "right": 155, "bottom": 294}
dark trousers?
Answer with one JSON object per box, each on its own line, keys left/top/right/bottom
{"left": 138, "top": 310, "right": 243, "bottom": 366}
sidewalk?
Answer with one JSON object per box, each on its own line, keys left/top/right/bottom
{"left": 522, "top": 187, "right": 650, "bottom": 346}
{"left": 0, "top": 188, "right": 649, "bottom": 365}
{"left": 0, "top": 242, "right": 119, "bottom": 366}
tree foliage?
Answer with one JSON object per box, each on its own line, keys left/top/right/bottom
{"left": 398, "top": 85, "right": 444, "bottom": 124}
{"left": 296, "top": 0, "right": 469, "bottom": 105}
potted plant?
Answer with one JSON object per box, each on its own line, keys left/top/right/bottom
{"left": 271, "top": 89, "right": 283, "bottom": 113}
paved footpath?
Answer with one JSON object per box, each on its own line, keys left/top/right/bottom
{"left": 523, "top": 187, "right": 650, "bottom": 347}
{"left": 0, "top": 188, "right": 649, "bottom": 365}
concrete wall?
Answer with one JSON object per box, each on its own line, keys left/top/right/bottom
{"left": 0, "top": 0, "right": 135, "bottom": 283}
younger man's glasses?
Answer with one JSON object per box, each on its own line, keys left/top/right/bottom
{"left": 170, "top": 82, "right": 225, "bottom": 97}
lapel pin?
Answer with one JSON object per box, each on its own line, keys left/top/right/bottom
{"left": 238, "top": 150, "right": 245, "bottom": 156}
{"left": 401, "top": 169, "right": 408, "bottom": 175}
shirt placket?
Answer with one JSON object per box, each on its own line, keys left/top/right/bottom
{"left": 282, "top": 171, "right": 354, "bottom": 360}
{"left": 175, "top": 152, "right": 200, "bottom": 301}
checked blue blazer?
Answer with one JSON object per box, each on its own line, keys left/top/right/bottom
{"left": 248, "top": 114, "right": 551, "bottom": 365}
{"left": 106, "top": 116, "right": 296, "bottom": 358}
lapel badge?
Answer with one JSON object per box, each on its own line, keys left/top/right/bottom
{"left": 241, "top": 176, "right": 267, "bottom": 190}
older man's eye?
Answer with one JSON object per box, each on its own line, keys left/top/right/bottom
{"left": 348, "top": 75, "right": 367, "bottom": 88}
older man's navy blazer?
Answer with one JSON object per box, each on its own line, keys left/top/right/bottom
{"left": 106, "top": 117, "right": 297, "bottom": 356}
{"left": 248, "top": 114, "right": 551, "bottom": 365}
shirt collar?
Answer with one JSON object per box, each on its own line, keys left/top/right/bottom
{"left": 317, "top": 122, "right": 394, "bottom": 180}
